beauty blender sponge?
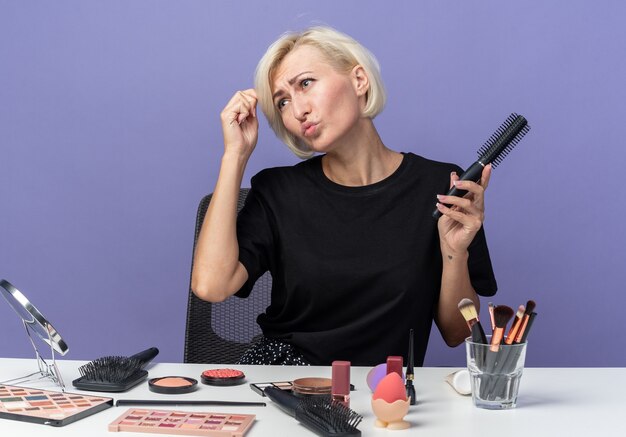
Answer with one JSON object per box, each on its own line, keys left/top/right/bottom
{"left": 367, "top": 363, "right": 406, "bottom": 392}
{"left": 372, "top": 372, "right": 408, "bottom": 403}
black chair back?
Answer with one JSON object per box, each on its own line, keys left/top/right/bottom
{"left": 184, "top": 189, "right": 271, "bottom": 363}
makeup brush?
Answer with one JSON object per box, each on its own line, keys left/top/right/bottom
{"left": 481, "top": 305, "right": 514, "bottom": 399}
{"left": 433, "top": 113, "right": 530, "bottom": 219}
{"left": 490, "top": 310, "right": 538, "bottom": 399}
{"left": 457, "top": 298, "right": 487, "bottom": 344}
{"left": 265, "top": 387, "right": 362, "bottom": 437}
{"left": 514, "top": 300, "right": 536, "bottom": 344}
{"left": 73, "top": 347, "right": 159, "bottom": 392}
{"left": 520, "top": 312, "right": 537, "bottom": 343}
{"left": 504, "top": 305, "right": 525, "bottom": 345}
{"left": 405, "top": 329, "right": 416, "bottom": 406}
{"left": 488, "top": 302, "right": 496, "bottom": 331}
{"left": 490, "top": 306, "right": 514, "bottom": 352}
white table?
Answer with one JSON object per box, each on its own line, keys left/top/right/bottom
{"left": 0, "top": 358, "right": 623, "bottom": 436}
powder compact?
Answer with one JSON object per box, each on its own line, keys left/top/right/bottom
{"left": 148, "top": 376, "right": 198, "bottom": 395}
{"left": 201, "top": 369, "right": 246, "bottom": 386}
{"left": 292, "top": 377, "right": 332, "bottom": 397}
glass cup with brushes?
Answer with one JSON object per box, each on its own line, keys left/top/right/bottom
{"left": 458, "top": 298, "right": 536, "bottom": 409}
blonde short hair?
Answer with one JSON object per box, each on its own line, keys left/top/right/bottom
{"left": 255, "top": 26, "right": 386, "bottom": 159}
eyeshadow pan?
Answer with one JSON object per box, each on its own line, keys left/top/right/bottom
{"left": 0, "top": 397, "right": 23, "bottom": 402}
{"left": 180, "top": 423, "right": 200, "bottom": 429}
{"left": 25, "top": 395, "right": 48, "bottom": 401}
{"left": 31, "top": 401, "right": 54, "bottom": 406}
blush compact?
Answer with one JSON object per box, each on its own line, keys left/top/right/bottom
{"left": 148, "top": 376, "right": 197, "bottom": 394}
{"left": 201, "top": 368, "right": 246, "bottom": 386}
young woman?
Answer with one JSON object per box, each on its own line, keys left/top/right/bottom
{"left": 191, "top": 26, "right": 497, "bottom": 366}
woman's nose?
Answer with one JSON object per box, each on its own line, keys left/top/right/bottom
{"left": 291, "top": 95, "right": 311, "bottom": 121}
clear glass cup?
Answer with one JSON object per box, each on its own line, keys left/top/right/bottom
{"left": 465, "top": 337, "right": 527, "bottom": 409}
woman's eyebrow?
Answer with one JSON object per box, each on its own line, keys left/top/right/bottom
{"left": 272, "top": 71, "right": 314, "bottom": 100}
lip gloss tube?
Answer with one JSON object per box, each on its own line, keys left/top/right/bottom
{"left": 331, "top": 360, "right": 351, "bottom": 408}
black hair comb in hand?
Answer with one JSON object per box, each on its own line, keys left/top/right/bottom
{"left": 433, "top": 113, "right": 531, "bottom": 219}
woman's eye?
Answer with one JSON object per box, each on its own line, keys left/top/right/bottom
{"left": 277, "top": 99, "right": 288, "bottom": 110}
{"left": 301, "top": 78, "right": 313, "bottom": 88}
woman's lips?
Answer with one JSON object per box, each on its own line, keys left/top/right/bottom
{"left": 302, "top": 123, "right": 318, "bottom": 137}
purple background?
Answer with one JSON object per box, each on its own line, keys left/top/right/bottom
{"left": 1, "top": 1, "right": 624, "bottom": 367}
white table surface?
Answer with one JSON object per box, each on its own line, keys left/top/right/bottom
{"left": 0, "top": 358, "right": 623, "bottom": 436}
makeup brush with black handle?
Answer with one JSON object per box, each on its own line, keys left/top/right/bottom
{"left": 433, "top": 113, "right": 530, "bottom": 219}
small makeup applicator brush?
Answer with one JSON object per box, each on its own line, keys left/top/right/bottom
{"left": 488, "top": 302, "right": 496, "bottom": 331}
{"left": 520, "top": 312, "right": 537, "bottom": 343}
{"left": 514, "top": 300, "right": 536, "bottom": 344}
{"left": 490, "top": 306, "right": 514, "bottom": 352}
{"left": 504, "top": 305, "right": 526, "bottom": 345}
{"left": 457, "top": 298, "right": 487, "bottom": 344}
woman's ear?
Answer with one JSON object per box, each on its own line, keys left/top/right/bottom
{"left": 351, "top": 65, "right": 370, "bottom": 97}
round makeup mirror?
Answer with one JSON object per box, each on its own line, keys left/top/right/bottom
{"left": 0, "top": 279, "right": 69, "bottom": 355}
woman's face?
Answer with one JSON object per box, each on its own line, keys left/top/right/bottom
{"left": 271, "top": 45, "right": 367, "bottom": 153}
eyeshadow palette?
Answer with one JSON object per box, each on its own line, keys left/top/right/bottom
{"left": 249, "top": 381, "right": 294, "bottom": 397}
{"left": 109, "top": 408, "right": 255, "bottom": 437}
{"left": 0, "top": 384, "right": 113, "bottom": 426}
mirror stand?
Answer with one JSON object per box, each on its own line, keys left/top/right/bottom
{"left": 0, "top": 319, "right": 66, "bottom": 391}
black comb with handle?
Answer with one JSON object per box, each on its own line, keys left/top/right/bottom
{"left": 433, "top": 113, "right": 530, "bottom": 219}
{"left": 265, "top": 387, "right": 362, "bottom": 437}
{"left": 72, "top": 347, "right": 159, "bottom": 392}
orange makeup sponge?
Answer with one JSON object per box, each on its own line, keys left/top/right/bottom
{"left": 372, "top": 372, "right": 408, "bottom": 403}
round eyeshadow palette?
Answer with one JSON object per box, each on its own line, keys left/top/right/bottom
{"left": 201, "top": 369, "right": 246, "bottom": 386}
